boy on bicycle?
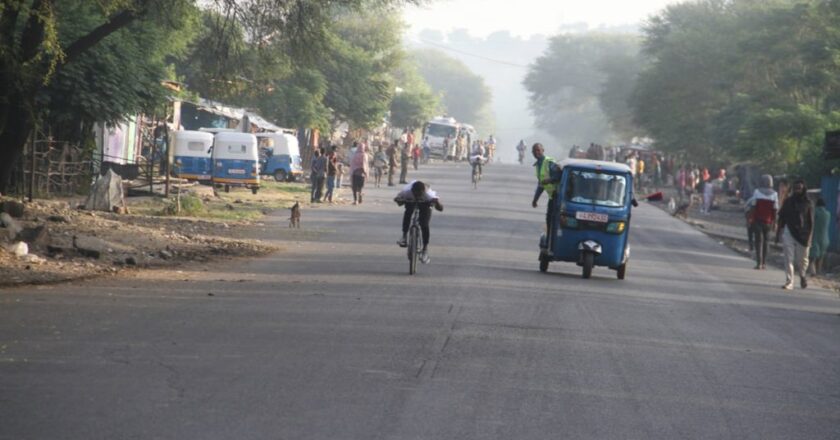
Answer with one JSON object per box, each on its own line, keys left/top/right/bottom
{"left": 395, "top": 180, "right": 444, "bottom": 264}
{"left": 470, "top": 142, "right": 487, "bottom": 180}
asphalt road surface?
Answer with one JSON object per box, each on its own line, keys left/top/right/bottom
{"left": 2, "top": 163, "right": 839, "bottom": 440}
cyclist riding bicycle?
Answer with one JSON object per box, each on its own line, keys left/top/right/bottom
{"left": 470, "top": 142, "right": 487, "bottom": 180}
{"left": 395, "top": 180, "right": 444, "bottom": 264}
{"left": 516, "top": 139, "right": 527, "bottom": 164}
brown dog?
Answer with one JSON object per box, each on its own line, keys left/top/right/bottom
{"left": 672, "top": 196, "right": 695, "bottom": 219}
{"left": 289, "top": 202, "right": 301, "bottom": 228}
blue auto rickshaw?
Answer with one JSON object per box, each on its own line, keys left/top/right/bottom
{"left": 212, "top": 132, "right": 260, "bottom": 194}
{"left": 257, "top": 132, "right": 303, "bottom": 182}
{"left": 539, "top": 159, "right": 637, "bottom": 279}
{"left": 172, "top": 130, "right": 215, "bottom": 182}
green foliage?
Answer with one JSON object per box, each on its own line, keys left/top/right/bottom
{"left": 40, "top": 0, "right": 199, "bottom": 140}
{"left": 411, "top": 48, "right": 492, "bottom": 125}
{"left": 389, "top": 59, "right": 439, "bottom": 129}
{"left": 631, "top": 0, "right": 840, "bottom": 176}
{"left": 176, "top": 6, "right": 409, "bottom": 131}
{"left": 161, "top": 194, "right": 204, "bottom": 216}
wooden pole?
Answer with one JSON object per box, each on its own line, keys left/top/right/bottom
{"left": 164, "top": 123, "right": 170, "bottom": 198}
{"left": 28, "top": 131, "right": 36, "bottom": 202}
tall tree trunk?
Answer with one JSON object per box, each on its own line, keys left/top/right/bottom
{"left": 0, "top": 98, "right": 34, "bottom": 194}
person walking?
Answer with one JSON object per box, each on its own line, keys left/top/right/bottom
{"left": 310, "top": 149, "right": 327, "bottom": 203}
{"left": 412, "top": 143, "right": 421, "bottom": 170}
{"left": 776, "top": 179, "right": 814, "bottom": 290}
{"left": 350, "top": 143, "right": 369, "bottom": 205}
{"left": 324, "top": 149, "right": 338, "bottom": 203}
{"left": 399, "top": 141, "right": 410, "bottom": 184}
{"left": 387, "top": 140, "right": 397, "bottom": 186}
{"left": 809, "top": 197, "right": 830, "bottom": 275}
{"left": 746, "top": 175, "right": 778, "bottom": 269}
{"left": 373, "top": 144, "right": 387, "bottom": 188}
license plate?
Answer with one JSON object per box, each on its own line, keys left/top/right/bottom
{"left": 575, "top": 211, "right": 608, "bottom": 223}
{"left": 228, "top": 169, "right": 245, "bottom": 175}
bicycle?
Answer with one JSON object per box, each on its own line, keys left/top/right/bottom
{"left": 405, "top": 201, "right": 431, "bottom": 274}
{"left": 470, "top": 156, "right": 484, "bottom": 189}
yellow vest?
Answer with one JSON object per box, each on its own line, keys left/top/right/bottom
{"left": 536, "top": 156, "right": 556, "bottom": 195}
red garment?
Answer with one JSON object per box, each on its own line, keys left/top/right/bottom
{"left": 753, "top": 199, "right": 776, "bottom": 225}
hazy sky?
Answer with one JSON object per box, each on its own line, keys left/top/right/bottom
{"left": 404, "top": 0, "right": 684, "bottom": 38}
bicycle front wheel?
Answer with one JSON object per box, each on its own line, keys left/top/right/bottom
{"left": 408, "top": 225, "right": 419, "bottom": 274}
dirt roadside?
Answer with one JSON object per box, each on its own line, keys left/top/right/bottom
{"left": 0, "top": 181, "right": 313, "bottom": 287}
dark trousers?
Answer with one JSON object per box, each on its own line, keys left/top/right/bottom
{"left": 400, "top": 160, "right": 408, "bottom": 183}
{"left": 402, "top": 203, "right": 432, "bottom": 247}
{"left": 752, "top": 222, "right": 771, "bottom": 266}
{"left": 546, "top": 197, "right": 555, "bottom": 234}
{"left": 311, "top": 175, "right": 325, "bottom": 201}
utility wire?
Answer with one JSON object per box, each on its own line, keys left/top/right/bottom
{"left": 416, "top": 38, "right": 531, "bottom": 69}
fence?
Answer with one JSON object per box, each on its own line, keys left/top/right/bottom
{"left": 19, "top": 138, "right": 93, "bottom": 198}
{"left": 7, "top": 120, "right": 165, "bottom": 199}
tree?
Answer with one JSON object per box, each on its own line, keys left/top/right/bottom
{"left": 319, "top": 11, "right": 403, "bottom": 129}
{"left": 0, "top": 0, "right": 423, "bottom": 192}
{"left": 42, "top": 0, "right": 199, "bottom": 142}
{"left": 411, "top": 48, "right": 492, "bottom": 125}
{"left": 0, "top": 0, "right": 187, "bottom": 192}
{"left": 523, "top": 32, "right": 640, "bottom": 146}
{"left": 630, "top": 0, "right": 840, "bottom": 176}
{"left": 389, "top": 60, "right": 439, "bottom": 129}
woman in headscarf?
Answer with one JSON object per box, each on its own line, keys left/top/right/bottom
{"left": 350, "top": 142, "right": 370, "bottom": 204}
{"left": 809, "top": 197, "right": 830, "bottom": 275}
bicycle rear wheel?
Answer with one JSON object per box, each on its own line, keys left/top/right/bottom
{"left": 408, "top": 225, "right": 419, "bottom": 274}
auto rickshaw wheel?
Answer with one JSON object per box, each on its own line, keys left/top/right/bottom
{"left": 224, "top": 185, "right": 230, "bottom": 193}
{"left": 617, "top": 263, "right": 626, "bottom": 280}
{"left": 251, "top": 186, "right": 259, "bottom": 195}
{"left": 539, "top": 256, "right": 549, "bottom": 273}
{"left": 274, "top": 170, "right": 287, "bottom": 182}
{"left": 582, "top": 252, "right": 594, "bottom": 279}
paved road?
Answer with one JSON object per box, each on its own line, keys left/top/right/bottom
{"left": 2, "top": 163, "right": 839, "bottom": 439}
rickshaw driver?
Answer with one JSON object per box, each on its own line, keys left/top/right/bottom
{"left": 531, "top": 143, "right": 562, "bottom": 251}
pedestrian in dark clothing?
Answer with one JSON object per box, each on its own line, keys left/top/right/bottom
{"left": 350, "top": 143, "right": 369, "bottom": 204}
{"left": 776, "top": 179, "right": 814, "bottom": 289}
{"left": 310, "top": 149, "right": 327, "bottom": 203}
{"left": 386, "top": 141, "right": 398, "bottom": 186}
{"left": 324, "top": 150, "right": 338, "bottom": 203}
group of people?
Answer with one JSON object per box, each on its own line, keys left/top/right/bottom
{"left": 309, "top": 141, "right": 371, "bottom": 205}
{"left": 442, "top": 134, "right": 496, "bottom": 163}
{"left": 310, "top": 129, "right": 429, "bottom": 204}
{"left": 674, "top": 165, "right": 729, "bottom": 214}
{"left": 744, "top": 176, "right": 830, "bottom": 289}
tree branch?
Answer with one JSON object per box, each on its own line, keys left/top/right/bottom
{"left": 62, "top": 8, "right": 140, "bottom": 65}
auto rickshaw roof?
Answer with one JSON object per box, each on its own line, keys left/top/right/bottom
{"left": 558, "top": 158, "right": 632, "bottom": 174}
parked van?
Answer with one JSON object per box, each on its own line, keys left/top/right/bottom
{"left": 257, "top": 132, "right": 303, "bottom": 182}
{"left": 212, "top": 132, "right": 260, "bottom": 194}
{"left": 172, "top": 130, "right": 214, "bottom": 182}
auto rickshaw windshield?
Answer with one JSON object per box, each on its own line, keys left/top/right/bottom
{"left": 565, "top": 170, "right": 627, "bottom": 207}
